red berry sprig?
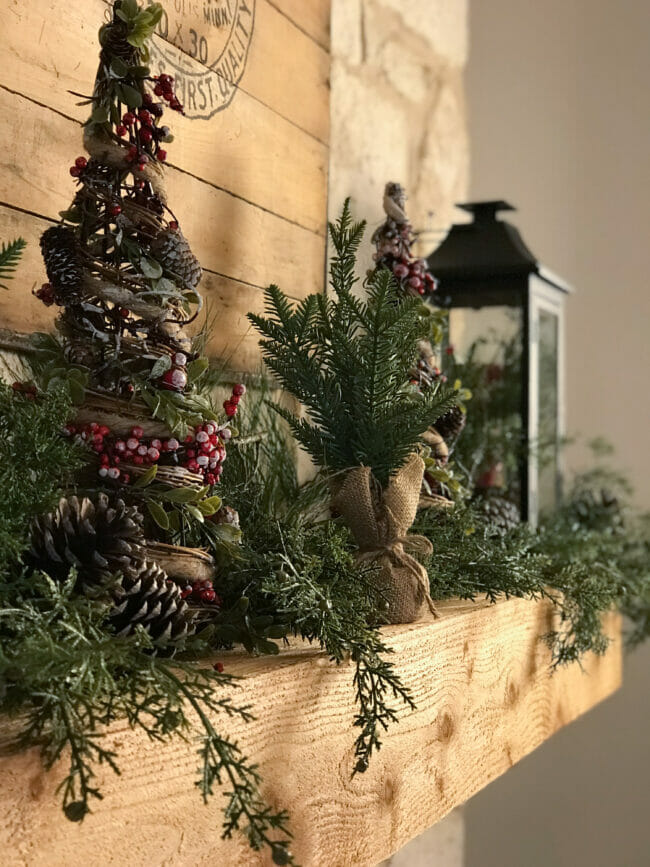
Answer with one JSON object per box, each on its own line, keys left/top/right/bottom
{"left": 223, "top": 383, "right": 246, "bottom": 418}
{"left": 11, "top": 381, "right": 38, "bottom": 400}
{"left": 373, "top": 219, "right": 437, "bottom": 297}
{"left": 180, "top": 579, "right": 222, "bottom": 608}
{"left": 69, "top": 155, "right": 88, "bottom": 178}
{"left": 153, "top": 74, "right": 185, "bottom": 115}
{"left": 67, "top": 411, "right": 238, "bottom": 488}
{"left": 34, "top": 282, "right": 56, "bottom": 306}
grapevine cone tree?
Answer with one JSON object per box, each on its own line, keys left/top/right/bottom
{"left": 22, "top": 3, "right": 295, "bottom": 861}
{"left": 31, "top": 0, "right": 247, "bottom": 638}
{"left": 372, "top": 182, "right": 467, "bottom": 504}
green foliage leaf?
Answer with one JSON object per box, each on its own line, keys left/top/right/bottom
{"left": 185, "top": 504, "right": 204, "bottom": 523}
{"left": 0, "top": 237, "right": 26, "bottom": 289}
{"left": 90, "top": 104, "right": 109, "bottom": 123}
{"left": 161, "top": 486, "right": 205, "bottom": 504}
{"left": 140, "top": 256, "right": 163, "bottom": 279}
{"left": 149, "top": 355, "right": 172, "bottom": 380}
{"left": 132, "top": 464, "right": 158, "bottom": 488}
{"left": 115, "top": 83, "right": 143, "bottom": 109}
{"left": 198, "top": 496, "right": 222, "bottom": 516}
{"left": 109, "top": 57, "right": 129, "bottom": 78}
{"left": 187, "top": 358, "right": 209, "bottom": 384}
{"left": 146, "top": 499, "right": 169, "bottom": 529}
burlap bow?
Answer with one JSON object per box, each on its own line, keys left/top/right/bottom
{"left": 331, "top": 453, "right": 437, "bottom": 624}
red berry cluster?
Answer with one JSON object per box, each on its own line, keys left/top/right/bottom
{"left": 180, "top": 578, "right": 222, "bottom": 607}
{"left": 160, "top": 352, "right": 189, "bottom": 393}
{"left": 65, "top": 421, "right": 133, "bottom": 484}
{"left": 391, "top": 256, "right": 437, "bottom": 296}
{"left": 373, "top": 220, "right": 437, "bottom": 297}
{"left": 65, "top": 389, "right": 244, "bottom": 488}
{"left": 152, "top": 74, "right": 185, "bottom": 115}
{"left": 223, "top": 383, "right": 246, "bottom": 418}
{"left": 118, "top": 82, "right": 181, "bottom": 170}
{"left": 181, "top": 419, "right": 232, "bottom": 485}
{"left": 11, "top": 381, "right": 38, "bottom": 400}
{"left": 68, "top": 155, "right": 88, "bottom": 178}
{"left": 34, "top": 282, "right": 56, "bottom": 306}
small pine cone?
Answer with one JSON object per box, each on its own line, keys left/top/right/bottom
{"left": 435, "top": 406, "right": 466, "bottom": 443}
{"left": 65, "top": 339, "right": 99, "bottom": 369}
{"left": 151, "top": 228, "right": 202, "bottom": 290}
{"left": 99, "top": 16, "right": 139, "bottom": 64}
{"left": 110, "top": 562, "right": 197, "bottom": 643}
{"left": 473, "top": 490, "right": 521, "bottom": 535}
{"left": 570, "top": 487, "right": 624, "bottom": 531}
{"left": 213, "top": 505, "right": 240, "bottom": 529}
{"left": 29, "top": 494, "right": 145, "bottom": 589}
{"left": 40, "top": 226, "right": 84, "bottom": 298}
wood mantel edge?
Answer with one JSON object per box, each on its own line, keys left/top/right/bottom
{"left": 0, "top": 597, "right": 622, "bottom": 867}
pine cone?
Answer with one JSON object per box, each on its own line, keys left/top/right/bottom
{"left": 29, "top": 494, "right": 145, "bottom": 588}
{"left": 40, "top": 226, "right": 84, "bottom": 298}
{"left": 110, "top": 561, "right": 197, "bottom": 643}
{"left": 473, "top": 490, "right": 521, "bottom": 535}
{"left": 570, "top": 488, "right": 624, "bottom": 531}
{"left": 151, "top": 228, "right": 202, "bottom": 290}
{"left": 435, "top": 406, "right": 466, "bottom": 443}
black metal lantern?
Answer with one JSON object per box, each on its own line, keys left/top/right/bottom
{"left": 427, "top": 201, "right": 571, "bottom": 525}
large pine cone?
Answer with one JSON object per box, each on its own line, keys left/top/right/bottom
{"left": 29, "top": 494, "right": 145, "bottom": 588}
{"left": 40, "top": 226, "right": 84, "bottom": 298}
{"left": 473, "top": 490, "right": 521, "bottom": 535}
{"left": 151, "top": 228, "right": 202, "bottom": 290}
{"left": 111, "top": 561, "right": 197, "bottom": 644}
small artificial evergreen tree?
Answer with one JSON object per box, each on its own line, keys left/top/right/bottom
{"left": 250, "top": 200, "right": 459, "bottom": 623}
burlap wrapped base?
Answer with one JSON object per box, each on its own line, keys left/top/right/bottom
{"left": 331, "top": 454, "right": 437, "bottom": 624}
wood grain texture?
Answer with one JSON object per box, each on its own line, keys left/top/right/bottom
{"left": 268, "top": 0, "right": 331, "bottom": 49}
{"left": 0, "top": 0, "right": 328, "bottom": 233}
{"left": 0, "top": 598, "right": 621, "bottom": 867}
{"left": 0, "top": 89, "right": 325, "bottom": 295}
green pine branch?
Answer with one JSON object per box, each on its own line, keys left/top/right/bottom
{"left": 249, "top": 201, "right": 459, "bottom": 487}
{"left": 0, "top": 238, "right": 26, "bottom": 289}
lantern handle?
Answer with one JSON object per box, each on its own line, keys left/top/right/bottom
{"left": 457, "top": 201, "right": 516, "bottom": 223}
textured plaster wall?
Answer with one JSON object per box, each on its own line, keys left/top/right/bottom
{"left": 329, "top": 0, "right": 469, "bottom": 261}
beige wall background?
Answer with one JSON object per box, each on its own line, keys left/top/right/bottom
{"left": 465, "top": 2, "right": 650, "bottom": 866}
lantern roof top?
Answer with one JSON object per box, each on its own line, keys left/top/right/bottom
{"left": 427, "top": 201, "right": 571, "bottom": 293}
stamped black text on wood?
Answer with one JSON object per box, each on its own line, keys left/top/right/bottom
{"left": 150, "top": 0, "right": 256, "bottom": 119}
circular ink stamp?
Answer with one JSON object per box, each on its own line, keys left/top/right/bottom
{"left": 149, "top": 1, "right": 256, "bottom": 120}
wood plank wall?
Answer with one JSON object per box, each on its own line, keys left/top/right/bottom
{"left": 0, "top": 0, "right": 331, "bottom": 371}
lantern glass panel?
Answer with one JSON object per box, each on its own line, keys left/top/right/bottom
{"left": 535, "top": 307, "right": 560, "bottom": 514}
{"left": 447, "top": 304, "right": 523, "bottom": 509}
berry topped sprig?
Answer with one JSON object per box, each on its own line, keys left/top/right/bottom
{"left": 371, "top": 182, "right": 437, "bottom": 298}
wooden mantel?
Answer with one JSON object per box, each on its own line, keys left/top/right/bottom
{"left": 1, "top": 598, "right": 620, "bottom": 867}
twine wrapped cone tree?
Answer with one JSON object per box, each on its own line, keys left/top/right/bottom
{"left": 29, "top": 0, "right": 247, "bottom": 641}
{"left": 373, "top": 181, "right": 468, "bottom": 508}
{"left": 249, "top": 201, "right": 460, "bottom": 624}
